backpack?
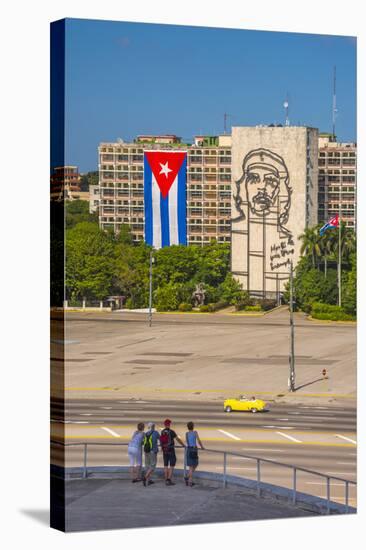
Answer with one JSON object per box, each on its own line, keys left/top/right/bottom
{"left": 160, "top": 428, "right": 172, "bottom": 453}
{"left": 143, "top": 431, "right": 153, "bottom": 453}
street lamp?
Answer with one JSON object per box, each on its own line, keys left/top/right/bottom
{"left": 148, "top": 250, "right": 155, "bottom": 327}
{"left": 288, "top": 260, "right": 296, "bottom": 392}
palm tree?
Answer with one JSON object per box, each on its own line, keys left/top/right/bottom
{"left": 298, "top": 226, "right": 322, "bottom": 268}
{"left": 327, "top": 223, "right": 356, "bottom": 265}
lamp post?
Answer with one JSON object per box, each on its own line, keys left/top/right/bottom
{"left": 148, "top": 249, "right": 154, "bottom": 327}
{"left": 288, "top": 260, "right": 296, "bottom": 392}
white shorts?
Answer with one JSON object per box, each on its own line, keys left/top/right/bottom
{"left": 128, "top": 447, "right": 142, "bottom": 467}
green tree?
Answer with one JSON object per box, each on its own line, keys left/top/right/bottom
{"left": 66, "top": 222, "right": 115, "bottom": 300}
{"left": 79, "top": 171, "right": 98, "bottom": 191}
{"left": 218, "top": 273, "right": 246, "bottom": 305}
{"left": 193, "top": 242, "right": 230, "bottom": 287}
{"left": 113, "top": 242, "right": 150, "bottom": 307}
{"left": 298, "top": 226, "right": 322, "bottom": 268}
{"left": 342, "top": 253, "right": 357, "bottom": 315}
{"left": 154, "top": 282, "right": 181, "bottom": 311}
{"left": 65, "top": 199, "right": 98, "bottom": 229}
{"left": 154, "top": 245, "right": 200, "bottom": 286}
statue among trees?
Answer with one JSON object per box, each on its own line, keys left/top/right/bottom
{"left": 192, "top": 283, "right": 206, "bottom": 307}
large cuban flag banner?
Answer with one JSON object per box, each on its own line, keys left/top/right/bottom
{"left": 144, "top": 151, "right": 187, "bottom": 248}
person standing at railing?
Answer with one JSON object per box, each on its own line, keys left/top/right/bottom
{"left": 128, "top": 422, "right": 145, "bottom": 482}
{"left": 160, "top": 418, "right": 185, "bottom": 486}
{"left": 142, "top": 422, "right": 160, "bottom": 487}
{"left": 184, "top": 421, "right": 204, "bottom": 487}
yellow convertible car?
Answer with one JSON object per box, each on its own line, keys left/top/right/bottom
{"left": 224, "top": 395, "right": 267, "bottom": 413}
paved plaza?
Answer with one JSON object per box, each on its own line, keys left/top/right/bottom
{"left": 57, "top": 307, "right": 356, "bottom": 403}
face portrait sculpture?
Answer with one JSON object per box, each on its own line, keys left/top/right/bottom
{"left": 233, "top": 148, "right": 293, "bottom": 238}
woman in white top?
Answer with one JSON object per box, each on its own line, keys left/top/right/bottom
{"left": 128, "top": 422, "right": 145, "bottom": 482}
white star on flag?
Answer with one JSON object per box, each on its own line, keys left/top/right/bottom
{"left": 159, "top": 161, "right": 173, "bottom": 178}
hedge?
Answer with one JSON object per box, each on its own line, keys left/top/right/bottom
{"left": 178, "top": 302, "right": 193, "bottom": 312}
{"left": 311, "top": 302, "right": 356, "bottom": 321}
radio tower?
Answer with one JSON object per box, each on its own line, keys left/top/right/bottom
{"left": 332, "top": 66, "right": 337, "bottom": 140}
{"left": 283, "top": 94, "right": 290, "bottom": 126}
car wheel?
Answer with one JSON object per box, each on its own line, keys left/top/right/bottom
{"left": 251, "top": 408, "right": 258, "bottom": 413}
{"left": 225, "top": 406, "right": 232, "bottom": 413}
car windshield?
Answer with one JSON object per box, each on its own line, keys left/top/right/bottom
{"left": 239, "top": 395, "right": 248, "bottom": 401}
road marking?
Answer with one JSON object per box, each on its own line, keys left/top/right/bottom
{"left": 276, "top": 418, "right": 289, "bottom": 421}
{"left": 289, "top": 414, "right": 334, "bottom": 419}
{"left": 263, "top": 426, "right": 295, "bottom": 429}
{"left": 337, "top": 462, "right": 356, "bottom": 465}
{"left": 276, "top": 431, "right": 302, "bottom": 443}
{"left": 335, "top": 434, "right": 357, "bottom": 444}
{"left": 101, "top": 427, "right": 120, "bottom": 438}
{"left": 80, "top": 413, "right": 92, "bottom": 416}
{"left": 60, "top": 420, "right": 90, "bottom": 424}
{"left": 100, "top": 407, "right": 113, "bottom": 410}
{"left": 218, "top": 429, "right": 241, "bottom": 441}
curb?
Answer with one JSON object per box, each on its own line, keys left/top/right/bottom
{"left": 52, "top": 465, "right": 356, "bottom": 516}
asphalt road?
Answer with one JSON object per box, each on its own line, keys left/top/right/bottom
{"left": 51, "top": 398, "right": 357, "bottom": 507}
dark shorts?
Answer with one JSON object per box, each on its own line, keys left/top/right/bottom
{"left": 163, "top": 450, "right": 176, "bottom": 467}
{"left": 186, "top": 447, "right": 199, "bottom": 467}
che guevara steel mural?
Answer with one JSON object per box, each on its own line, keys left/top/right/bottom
{"left": 231, "top": 148, "right": 295, "bottom": 297}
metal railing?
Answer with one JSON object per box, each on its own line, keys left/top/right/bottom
{"left": 51, "top": 440, "right": 356, "bottom": 514}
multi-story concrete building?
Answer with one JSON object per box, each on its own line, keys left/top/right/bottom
{"left": 50, "top": 166, "right": 81, "bottom": 201}
{"left": 318, "top": 134, "right": 357, "bottom": 229}
{"left": 98, "top": 135, "right": 232, "bottom": 245}
{"left": 89, "top": 185, "right": 100, "bottom": 213}
{"left": 231, "top": 126, "right": 319, "bottom": 300}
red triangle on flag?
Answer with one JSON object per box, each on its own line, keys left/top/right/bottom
{"left": 145, "top": 151, "right": 186, "bottom": 198}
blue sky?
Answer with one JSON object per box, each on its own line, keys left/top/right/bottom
{"left": 62, "top": 18, "right": 356, "bottom": 173}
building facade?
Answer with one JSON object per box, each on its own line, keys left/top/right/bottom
{"left": 318, "top": 134, "right": 357, "bottom": 229}
{"left": 50, "top": 166, "right": 81, "bottom": 201}
{"left": 98, "top": 135, "right": 232, "bottom": 245}
{"left": 89, "top": 185, "right": 100, "bottom": 213}
{"left": 231, "top": 126, "right": 319, "bottom": 299}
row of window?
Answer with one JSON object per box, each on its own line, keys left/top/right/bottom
{"left": 319, "top": 169, "right": 355, "bottom": 174}
{"left": 319, "top": 151, "right": 356, "bottom": 157}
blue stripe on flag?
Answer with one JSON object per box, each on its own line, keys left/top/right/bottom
{"left": 160, "top": 193, "right": 170, "bottom": 247}
{"left": 144, "top": 157, "right": 153, "bottom": 245}
{"left": 178, "top": 157, "right": 187, "bottom": 245}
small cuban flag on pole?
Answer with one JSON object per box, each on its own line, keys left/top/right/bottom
{"left": 144, "top": 150, "right": 187, "bottom": 248}
{"left": 319, "top": 214, "right": 339, "bottom": 236}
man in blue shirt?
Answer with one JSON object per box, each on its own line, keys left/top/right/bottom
{"left": 142, "top": 422, "right": 160, "bottom": 486}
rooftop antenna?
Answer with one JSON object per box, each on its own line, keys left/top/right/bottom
{"left": 224, "top": 113, "right": 233, "bottom": 135}
{"left": 332, "top": 66, "right": 337, "bottom": 140}
{"left": 283, "top": 94, "right": 290, "bottom": 126}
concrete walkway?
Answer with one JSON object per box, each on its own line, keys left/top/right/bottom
{"left": 64, "top": 475, "right": 316, "bottom": 532}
